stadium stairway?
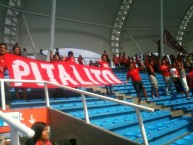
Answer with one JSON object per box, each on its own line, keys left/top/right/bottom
{"left": 8, "top": 70, "right": 193, "bottom": 145}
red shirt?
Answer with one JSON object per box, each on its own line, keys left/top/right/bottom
{"left": 119, "top": 56, "right": 123, "bottom": 63}
{"left": 35, "top": 140, "right": 52, "bottom": 145}
{"left": 78, "top": 57, "right": 83, "bottom": 64}
{"left": 126, "top": 68, "right": 141, "bottom": 82}
{"left": 98, "top": 60, "right": 109, "bottom": 68}
{"left": 0, "top": 55, "right": 7, "bottom": 78}
{"left": 65, "top": 56, "right": 75, "bottom": 62}
{"left": 159, "top": 64, "right": 171, "bottom": 76}
{"left": 112, "top": 56, "right": 119, "bottom": 65}
{"left": 123, "top": 57, "right": 128, "bottom": 63}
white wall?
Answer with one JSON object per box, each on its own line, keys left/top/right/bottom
{"left": 18, "top": 14, "right": 112, "bottom": 57}
{"left": 122, "top": 32, "right": 177, "bottom": 57}
{"left": 18, "top": 13, "right": 182, "bottom": 59}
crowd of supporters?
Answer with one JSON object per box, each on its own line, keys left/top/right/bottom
{"left": 1, "top": 42, "right": 193, "bottom": 107}
{"left": 112, "top": 51, "right": 193, "bottom": 100}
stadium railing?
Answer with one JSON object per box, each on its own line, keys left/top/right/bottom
{"left": 0, "top": 110, "right": 34, "bottom": 145}
{"left": 0, "top": 79, "right": 154, "bottom": 145}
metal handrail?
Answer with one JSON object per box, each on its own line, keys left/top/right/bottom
{"left": 0, "top": 79, "right": 154, "bottom": 145}
{"left": 0, "top": 111, "right": 34, "bottom": 145}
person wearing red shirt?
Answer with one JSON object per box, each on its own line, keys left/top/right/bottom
{"left": 65, "top": 51, "right": 75, "bottom": 62}
{"left": 125, "top": 63, "right": 149, "bottom": 104}
{"left": 12, "top": 46, "right": 27, "bottom": 100}
{"left": 26, "top": 122, "right": 52, "bottom": 145}
{"left": 50, "top": 49, "right": 61, "bottom": 62}
{"left": 102, "top": 50, "right": 109, "bottom": 59}
{"left": 118, "top": 53, "right": 124, "bottom": 69}
{"left": 0, "top": 43, "right": 12, "bottom": 109}
{"left": 102, "top": 50, "right": 111, "bottom": 67}
{"left": 112, "top": 54, "right": 119, "bottom": 69}
{"left": 98, "top": 55, "right": 114, "bottom": 95}
{"left": 159, "top": 58, "right": 173, "bottom": 96}
{"left": 50, "top": 51, "right": 65, "bottom": 98}
{"left": 77, "top": 54, "right": 84, "bottom": 65}
{"left": 0, "top": 46, "right": 7, "bottom": 78}
{"left": 122, "top": 52, "right": 128, "bottom": 68}
{"left": 170, "top": 61, "right": 183, "bottom": 94}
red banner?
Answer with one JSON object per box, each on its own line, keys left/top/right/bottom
{"left": 4, "top": 54, "right": 123, "bottom": 88}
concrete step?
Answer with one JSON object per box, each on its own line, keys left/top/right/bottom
{"left": 171, "top": 110, "right": 185, "bottom": 117}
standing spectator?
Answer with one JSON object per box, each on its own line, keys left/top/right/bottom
{"left": 49, "top": 51, "right": 64, "bottom": 97}
{"left": 127, "top": 56, "right": 131, "bottom": 67}
{"left": 94, "top": 60, "right": 99, "bottom": 67}
{"left": 50, "top": 50, "right": 59, "bottom": 62}
{"left": 118, "top": 53, "right": 124, "bottom": 69}
{"left": 98, "top": 55, "right": 114, "bottom": 95}
{"left": 147, "top": 59, "right": 159, "bottom": 98}
{"left": 139, "top": 55, "right": 146, "bottom": 73}
{"left": 112, "top": 54, "right": 119, "bottom": 69}
{"left": 122, "top": 53, "right": 128, "bottom": 68}
{"left": 22, "top": 48, "right": 28, "bottom": 57}
{"left": 135, "top": 54, "right": 140, "bottom": 67}
{"left": 77, "top": 55, "right": 84, "bottom": 65}
{"left": 12, "top": 46, "right": 22, "bottom": 56}
{"left": 53, "top": 54, "right": 60, "bottom": 62}
{"left": 0, "top": 43, "right": 12, "bottom": 109}
{"left": 102, "top": 50, "right": 111, "bottom": 67}
{"left": 102, "top": 50, "right": 109, "bottom": 59}
{"left": 130, "top": 57, "right": 137, "bottom": 68}
{"left": 170, "top": 61, "right": 183, "bottom": 94}
{"left": 55, "top": 48, "right": 60, "bottom": 56}
{"left": 65, "top": 51, "right": 75, "bottom": 62}
{"left": 159, "top": 58, "right": 173, "bottom": 96}
{"left": 176, "top": 60, "right": 190, "bottom": 99}
{"left": 125, "top": 63, "right": 150, "bottom": 104}
{"left": 59, "top": 55, "right": 65, "bottom": 61}
{"left": 12, "top": 46, "right": 27, "bottom": 100}
{"left": 89, "top": 60, "right": 94, "bottom": 66}
{"left": 25, "top": 122, "right": 52, "bottom": 145}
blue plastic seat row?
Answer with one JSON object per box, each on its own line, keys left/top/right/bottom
{"left": 53, "top": 100, "right": 119, "bottom": 112}
{"left": 92, "top": 110, "right": 171, "bottom": 131}
{"left": 174, "top": 139, "right": 193, "bottom": 145}
{"left": 172, "top": 137, "right": 193, "bottom": 145}
{"left": 163, "top": 99, "right": 193, "bottom": 107}
{"left": 68, "top": 106, "right": 135, "bottom": 119}
{"left": 155, "top": 97, "right": 190, "bottom": 105}
{"left": 134, "top": 116, "right": 193, "bottom": 144}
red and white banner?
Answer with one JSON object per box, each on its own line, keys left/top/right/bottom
{"left": 4, "top": 54, "right": 123, "bottom": 88}
{"left": 163, "top": 29, "right": 186, "bottom": 54}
